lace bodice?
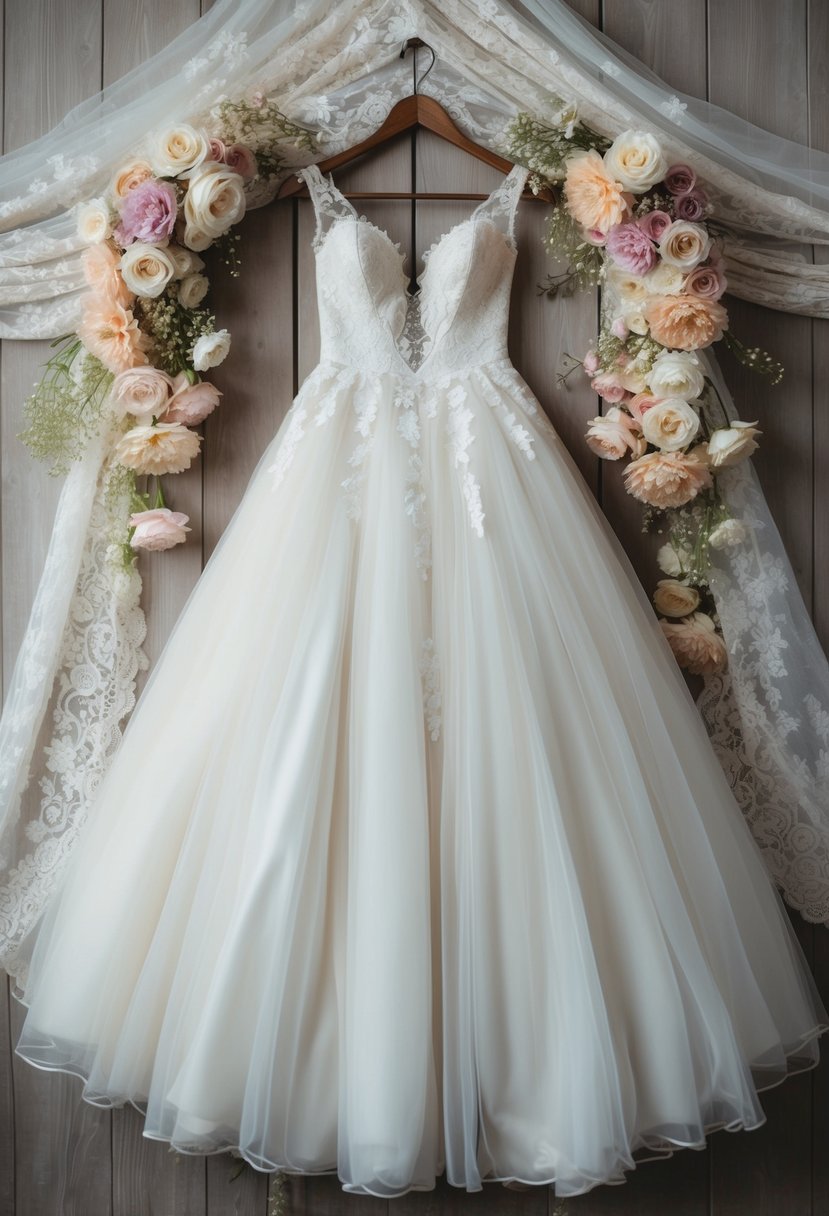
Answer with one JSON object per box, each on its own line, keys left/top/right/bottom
{"left": 300, "top": 161, "right": 529, "bottom": 381}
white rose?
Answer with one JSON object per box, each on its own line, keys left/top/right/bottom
{"left": 183, "top": 161, "right": 246, "bottom": 242}
{"left": 182, "top": 224, "right": 213, "bottom": 252}
{"left": 657, "top": 542, "right": 693, "bottom": 577}
{"left": 707, "top": 421, "right": 761, "bottom": 468}
{"left": 708, "top": 518, "right": 748, "bottom": 550}
{"left": 647, "top": 351, "right": 706, "bottom": 400}
{"left": 192, "top": 329, "right": 231, "bottom": 372}
{"left": 603, "top": 130, "right": 667, "bottom": 192}
{"left": 109, "top": 366, "right": 174, "bottom": 420}
{"left": 617, "top": 353, "right": 652, "bottom": 393}
{"left": 641, "top": 262, "right": 686, "bottom": 295}
{"left": 621, "top": 307, "right": 650, "bottom": 336}
{"left": 178, "top": 273, "right": 209, "bottom": 309}
{"left": 606, "top": 265, "right": 650, "bottom": 303}
{"left": 653, "top": 579, "right": 700, "bottom": 618}
{"left": 76, "top": 198, "right": 112, "bottom": 244}
{"left": 150, "top": 123, "right": 209, "bottom": 176}
{"left": 658, "top": 221, "right": 712, "bottom": 270}
{"left": 641, "top": 398, "right": 701, "bottom": 452}
{"left": 119, "top": 242, "right": 176, "bottom": 298}
{"left": 166, "top": 243, "right": 205, "bottom": 279}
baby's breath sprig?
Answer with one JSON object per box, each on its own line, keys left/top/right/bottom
{"left": 210, "top": 95, "right": 317, "bottom": 182}
{"left": 504, "top": 106, "right": 611, "bottom": 181}
{"left": 721, "top": 329, "right": 784, "bottom": 385}
{"left": 213, "top": 229, "right": 243, "bottom": 278}
{"left": 18, "top": 339, "right": 113, "bottom": 475}
{"left": 540, "top": 204, "right": 604, "bottom": 297}
{"left": 134, "top": 292, "right": 216, "bottom": 376}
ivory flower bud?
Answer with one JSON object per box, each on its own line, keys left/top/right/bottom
{"left": 178, "top": 272, "right": 209, "bottom": 309}
{"left": 76, "top": 198, "right": 113, "bottom": 244}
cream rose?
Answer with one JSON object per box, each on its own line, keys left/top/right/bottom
{"left": 653, "top": 579, "right": 700, "bottom": 618}
{"left": 708, "top": 518, "right": 748, "bottom": 549}
{"left": 656, "top": 542, "right": 693, "bottom": 577}
{"left": 606, "top": 265, "right": 650, "bottom": 303}
{"left": 150, "top": 123, "right": 209, "bottom": 176}
{"left": 658, "top": 221, "right": 712, "bottom": 270}
{"left": 166, "top": 243, "right": 205, "bottom": 279}
{"left": 647, "top": 351, "right": 706, "bottom": 400}
{"left": 110, "top": 366, "right": 174, "bottom": 420}
{"left": 707, "top": 421, "right": 761, "bottom": 468}
{"left": 192, "top": 329, "right": 231, "bottom": 371}
{"left": 641, "top": 398, "right": 701, "bottom": 452}
{"left": 178, "top": 272, "right": 209, "bottom": 309}
{"left": 603, "top": 130, "right": 667, "bottom": 192}
{"left": 641, "top": 261, "right": 686, "bottom": 296}
{"left": 109, "top": 159, "right": 154, "bottom": 199}
{"left": 76, "top": 198, "right": 113, "bottom": 244}
{"left": 120, "top": 242, "right": 176, "bottom": 298}
{"left": 183, "top": 161, "right": 246, "bottom": 242}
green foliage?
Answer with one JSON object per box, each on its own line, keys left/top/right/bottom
{"left": 504, "top": 105, "right": 611, "bottom": 181}
{"left": 210, "top": 94, "right": 318, "bottom": 182}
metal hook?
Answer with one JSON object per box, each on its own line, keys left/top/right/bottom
{"left": 399, "top": 36, "right": 436, "bottom": 93}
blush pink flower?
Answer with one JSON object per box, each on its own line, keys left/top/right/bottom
{"left": 164, "top": 373, "right": 223, "bottom": 425}
{"left": 611, "top": 316, "right": 630, "bottom": 339}
{"left": 116, "top": 179, "right": 178, "bottom": 246}
{"left": 591, "top": 372, "right": 629, "bottom": 403}
{"left": 129, "top": 507, "right": 192, "bottom": 551}
{"left": 684, "top": 262, "right": 726, "bottom": 300}
{"left": 224, "top": 144, "right": 258, "bottom": 182}
{"left": 664, "top": 164, "right": 697, "bottom": 196}
{"left": 81, "top": 242, "right": 134, "bottom": 309}
{"left": 563, "top": 149, "right": 632, "bottom": 235}
{"left": 585, "top": 406, "right": 645, "bottom": 460}
{"left": 660, "top": 612, "right": 728, "bottom": 675}
{"left": 624, "top": 448, "right": 712, "bottom": 508}
{"left": 77, "top": 295, "right": 152, "bottom": 373}
{"left": 636, "top": 209, "right": 673, "bottom": 241}
{"left": 644, "top": 294, "right": 729, "bottom": 350}
{"left": 626, "top": 392, "right": 664, "bottom": 424}
{"left": 583, "top": 349, "right": 600, "bottom": 374}
{"left": 208, "top": 137, "right": 228, "bottom": 162}
{"left": 605, "top": 221, "right": 658, "bottom": 276}
{"left": 675, "top": 190, "right": 709, "bottom": 222}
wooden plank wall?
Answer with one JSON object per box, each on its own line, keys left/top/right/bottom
{"left": 1, "top": 1, "right": 827, "bottom": 1213}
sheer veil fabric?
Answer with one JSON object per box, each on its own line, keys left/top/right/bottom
{"left": 0, "top": 0, "right": 828, "bottom": 985}
{"left": 12, "top": 161, "right": 829, "bottom": 1199}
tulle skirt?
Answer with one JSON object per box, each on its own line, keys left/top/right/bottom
{"left": 13, "top": 357, "right": 829, "bottom": 1198}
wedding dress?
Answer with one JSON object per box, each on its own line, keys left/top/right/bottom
{"left": 11, "top": 160, "right": 829, "bottom": 1199}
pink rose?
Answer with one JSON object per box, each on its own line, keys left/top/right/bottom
{"left": 208, "top": 138, "right": 228, "bottom": 162}
{"left": 224, "top": 144, "right": 258, "bottom": 182}
{"left": 626, "top": 392, "right": 664, "bottom": 423}
{"left": 664, "top": 164, "right": 697, "bottom": 196}
{"left": 591, "top": 373, "right": 629, "bottom": 403}
{"left": 583, "top": 349, "right": 600, "bottom": 374}
{"left": 129, "top": 507, "right": 192, "bottom": 551}
{"left": 684, "top": 263, "right": 726, "bottom": 300}
{"left": 611, "top": 317, "right": 629, "bottom": 340}
{"left": 605, "top": 221, "right": 658, "bottom": 276}
{"left": 675, "top": 190, "right": 708, "bottom": 222}
{"left": 163, "top": 372, "right": 223, "bottom": 425}
{"left": 636, "top": 209, "right": 672, "bottom": 241}
{"left": 585, "top": 406, "right": 646, "bottom": 460}
{"left": 584, "top": 227, "right": 608, "bottom": 246}
{"left": 116, "top": 179, "right": 178, "bottom": 246}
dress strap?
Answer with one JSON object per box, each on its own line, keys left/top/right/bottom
{"left": 298, "top": 163, "right": 357, "bottom": 251}
{"left": 472, "top": 163, "right": 530, "bottom": 245}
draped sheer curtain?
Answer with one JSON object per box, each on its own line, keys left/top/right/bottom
{"left": 1, "top": 0, "right": 828, "bottom": 990}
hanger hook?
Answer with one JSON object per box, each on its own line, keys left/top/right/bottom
{"left": 399, "top": 37, "right": 436, "bottom": 93}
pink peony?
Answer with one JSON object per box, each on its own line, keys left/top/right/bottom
{"left": 664, "top": 164, "right": 697, "bottom": 196}
{"left": 636, "top": 209, "right": 673, "bottom": 241}
{"left": 591, "top": 373, "right": 629, "bottom": 403}
{"left": 605, "top": 221, "right": 658, "bottom": 276}
{"left": 129, "top": 507, "right": 192, "bottom": 551}
{"left": 164, "top": 373, "right": 223, "bottom": 425}
{"left": 675, "top": 190, "right": 709, "bottom": 221}
{"left": 116, "top": 179, "right": 178, "bottom": 246}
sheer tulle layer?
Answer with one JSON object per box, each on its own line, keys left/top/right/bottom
{"left": 14, "top": 358, "right": 829, "bottom": 1199}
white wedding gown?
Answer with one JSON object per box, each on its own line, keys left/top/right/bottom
{"left": 12, "top": 161, "right": 829, "bottom": 1198}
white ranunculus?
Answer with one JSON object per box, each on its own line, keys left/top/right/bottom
{"left": 708, "top": 517, "right": 748, "bottom": 549}
{"left": 603, "top": 130, "right": 667, "bottom": 192}
{"left": 647, "top": 351, "right": 706, "bottom": 400}
{"left": 707, "top": 421, "right": 761, "bottom": 468}
{"left": 76, "top": 198, "right": 112, "bottom": 244}
{"left": 183, "top": 161, "right": 246, "bottom": 242}
{"left": 192, "top": 329, "right": 231, "bottom": 372}
{"left": 657, "top": 542, "right": 693, "bottom": 577}
{"left": 119, "top": 242, "right": 176, "bottom": 298}
{"left": 641, "top": 261, "right": 686, "bottom": 296}
{"left": 178, "top": 272, "right": 209, "bottom": 309}
{"left": 166, "top": 243, "right": 205, "bottom": 279}
{"left": 150, "top": 123, "right": 209, "bottom": 177}
{"left": 658, "top": 221, "right": 712, "bottom": 270}
{"left": 653, "top": 579, "right": 700, "bottom": 618}
{"left": 641, "top": 398, "right": 701, "bottom": 452}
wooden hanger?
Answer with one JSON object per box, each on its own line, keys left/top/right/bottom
{"left": 276, "top": 39, "right": 553, "bottom": 203}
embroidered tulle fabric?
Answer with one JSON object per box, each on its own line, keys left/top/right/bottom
{"left": 11, "top": 162, "right": 829, "bottom": 1200}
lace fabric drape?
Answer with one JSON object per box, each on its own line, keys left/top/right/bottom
{"left": 1, "top": 0, "right": 829, "bottom": 977}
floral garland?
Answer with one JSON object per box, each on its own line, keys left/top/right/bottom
{"left": 506, "top": 103, "right": 783, "bottom": 678}
{"left": 19, "top": 91, "right": 316, "bottom": 561}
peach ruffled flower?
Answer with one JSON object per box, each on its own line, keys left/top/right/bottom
{"left": 77, "top": 295, "right": 151, "bottom": 374}
{"left": 624, "top": 448, "right": 712, "bottom": 508}
{"left": 563, "top": 150, "right": 631, "bottom": 236}
{"left": 644, "top": 294, "right": 729, "bottom": 351}
{"left": 114, "top": 421, "right": 202, "bottom": 475}
{"left": 81, "top": 243, "right": 134, "bottom": 310}
{"left": 660, "top": 612, "right": 728, "bottom": 675}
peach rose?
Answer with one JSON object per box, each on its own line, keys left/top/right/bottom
{"left": 129, "top": 507, "right": 192, "bottom": 551}
{"left": 110, "top": 159, "right": 154, "bottom": 200}
{"left": 164, "top": 374, "right": 223, "bottom": 425}
{"left": 114, "top": 421, "right": 202, "bottom": 475}
{"left": 77, "top": 295, "right": 151, "bottom": 374}
{"left": 653, "top": 578, "right": 700, "bottom": 617}
{"left": 624, "top": 448, "right": 712, "bottom": 508}
{"left": 563, "top": 149, "right": 631, "bottom": 235}
{"left": 585, "top": 406, "right": 645, "bottom": 460}
{"left": 660, "top": 612, "right": 728, "bottom": 676}
{"left": 644, "top": 294, "right": 729, "bottom": 351}
{"left": 81, "top": 243, "right": 134, "bottom": 309}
